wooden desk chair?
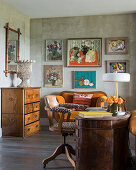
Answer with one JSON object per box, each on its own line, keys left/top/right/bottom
{"left": 42, "top": 95, "right": 79, "bottom": 168}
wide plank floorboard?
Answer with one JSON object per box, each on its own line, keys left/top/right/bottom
{"left": 0, "top": 127, "right": 75, "bottom": 170}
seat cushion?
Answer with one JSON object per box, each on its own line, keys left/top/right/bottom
{"left": 53, "top": 122, "right": 76, "bottom": 133}
{"left": 73, "top": 93, "right": 93, "bottom": 106}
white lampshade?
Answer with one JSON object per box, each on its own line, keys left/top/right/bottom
{"left": 103, "top": 73, "right": 130, "bottom": 82}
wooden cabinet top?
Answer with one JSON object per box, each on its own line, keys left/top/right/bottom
{"left": 1, "top": 87, "right": 41, "bottom": 89}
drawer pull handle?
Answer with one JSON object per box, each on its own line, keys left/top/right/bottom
{"left": 9, "top": 118, "right": 15, "bottom": 122}
{"left": 35, "top": 106, "right": 38, "bottom": 108}
{"left": 28, "top": 95, "right": 30, "bottom": 98}
{"left": 28, "top": 128, "right": 30, "bottom": 131}
{"left": 28, "top": 117, "right": 30, "bottom": 120}
{"left": 28, "top": 107, "right": 31, "bottom": 110}
{"left": 9, "top": 97, "right": 16, "bottom": 102}
{"left": 36, "top": 125, "right": 38, "bottom": 128}
{"left": 35, "top": 115, "right": 37, "bottom": 118}
{"left": 36, "top": 94, "right": 38, "bottom": 97}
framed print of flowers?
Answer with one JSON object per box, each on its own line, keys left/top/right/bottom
{"left": 8, "top": 40, "right": 17, "bottom": 63}
{"left": 67, "top": 38, "right": 102, "bottom": 67}
{"left": 106, "top": 60, "right": 129, "bottom": 73}
{"left": 44, "top": 65, "right": 63, "bottom": 87}
{"left": 46, "top": 40, "right": 63, "bottom": 61}
{"left": 74, "top": 71, "right": 96, "bottom": 88}
{"left": 105, "top": 37, "right": 128, "bottom": 55}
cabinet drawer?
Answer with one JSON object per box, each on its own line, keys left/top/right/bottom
{"left": 33, "top": 102, "right": 40, "bottom": 112}
{"left": 25, "top": 121, "right": 40, "bottom": 137}
{"left": 25, "top": 104, "right": 33, "bottom": 114}
{"left": 25, "top": 111, "right": 40, "bottom": 125}
{"left": 25, "top": 89, "right": 40, "bottom": 104}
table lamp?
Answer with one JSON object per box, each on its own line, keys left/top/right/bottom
{"left": 103, "top": 72, "right": 130, "bottom": 97}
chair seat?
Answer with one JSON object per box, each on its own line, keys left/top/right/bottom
{"left": 51, "top": 122, "right": 76, "bottom": 133}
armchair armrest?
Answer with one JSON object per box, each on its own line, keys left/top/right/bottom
{"left": 96, "top": 96, "right": 107, "bottom": 107}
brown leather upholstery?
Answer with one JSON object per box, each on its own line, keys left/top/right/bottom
{"left": 60, "top": 91, "right": 107, "bottom": 107}
{"left": 129, "top": 110, "right": 136, "bottom": 135}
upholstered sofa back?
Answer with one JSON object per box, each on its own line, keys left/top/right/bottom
{"left": 60, "top": 91, "right": 107, "bottom": 107}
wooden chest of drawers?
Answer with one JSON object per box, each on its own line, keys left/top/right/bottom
{"left": 1, "top": 87, "right": 40, "bottom": 137}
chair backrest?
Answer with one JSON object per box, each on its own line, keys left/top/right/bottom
{"left": 44, "top": 95, "right": 60, "bottom": 129}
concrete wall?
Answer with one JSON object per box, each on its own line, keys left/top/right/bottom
{"left": 30, "top": 14, "right": 136, "bottom": 119}
{"left": 0, "top": 0, "right": 30, "bottom": 135}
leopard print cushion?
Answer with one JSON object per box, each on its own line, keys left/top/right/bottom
{"left": 59, "top": 103, "right": 79, "bottom": 109}
{"left": 53, "top": 122, "right": 76, "bottom": 133}
{"left": 50, "top": 107, "right": 72, "bottom": 114}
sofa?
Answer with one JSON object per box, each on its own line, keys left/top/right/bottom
{"left": 58, "top": 91, "right": 107, "bottom": 120}
{"left": 60, "top": 91, "right": 107, "bottom": 107}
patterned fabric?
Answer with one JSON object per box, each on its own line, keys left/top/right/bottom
{"left": 59, "top": 103, "right": 79, "bottom": 109}
{"left": 73, "top": 93, "right": 93, "bottom": 106}
{"left": 50, "top": 107, "right": 72, "bottom": 114}
{"left": 53, "top": 122, "right": 76, "bottom": 133}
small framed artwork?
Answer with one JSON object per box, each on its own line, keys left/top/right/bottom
{"left": 67, "top": 38, "right": 102, "bottom": 67}
{"left": 46, "top": 40, "right": 63, "bottom": 61}
{"left": 106, "top": 60, "right": 129, "bottom": 73}
{"left": 105, "top": 37, "right": 128, "bottom": 55}
{"left": 44, "top": 65, "right": 63, "bottom": 87}
{"left": 8, "top": 40, "right": 17, "bottom": 63}
{"left": 74, "top": 71, "right": 96, "bottom": 88}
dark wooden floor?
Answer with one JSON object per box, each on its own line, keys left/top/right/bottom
{"left": 0, "top": 127, "right": 135, "bottom": 170}
{"left": 0, "top": 127, "right": 75, "bottom": 170}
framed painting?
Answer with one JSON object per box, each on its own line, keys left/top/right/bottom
{"left": 106, "top": 60, "right": 129, "bottom": 73}
{"left": 44, "top": 65, "right": 63, "bottom": 87}
{"left": 8, "top": 40, "right": 17, "bottom": 63}
{"left": 67, "top": 38, "right": 102, "bottom": 67}
{"left": 105, "top": 37, "right": 128, "bottom": 55}
{"left": 46, "top": 40, "right": 63, "bottom": 61}
{"left": 74, "top": 71, "right": 96, "bottom": 88}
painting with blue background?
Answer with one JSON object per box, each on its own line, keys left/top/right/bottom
{"left": 74, "top": 71, "right": 96, "bottom": 88}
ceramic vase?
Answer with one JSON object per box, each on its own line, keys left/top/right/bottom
{"left": 16, "top": 60, "right": 35, "bottom": 87}
{"left": 110, "top": 103, "right": 118, "bottom": 116}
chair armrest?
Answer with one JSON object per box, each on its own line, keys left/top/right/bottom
{"left": 96, "top": 96, "right": 107, "bottom": 107}
{"left": 129, "top": 110, "right": 136, "bottom": 135}
{"left": 59, "top": 103, "right": 79, "bottom": 109}
{"left": 50, "top": 107, "right": 72, "bottom": 114}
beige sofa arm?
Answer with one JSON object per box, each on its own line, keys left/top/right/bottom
{"left": 129, "top": 110, "right": 136, "bottom": 135}
{"left": 96, "top": 96, "right": 107, "bottom": 107}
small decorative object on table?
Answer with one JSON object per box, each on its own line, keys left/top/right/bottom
{"left": 102, "top": 96, "right": 123, "bottom": 116}
{"left": 16, "top": 60, "right": 35, "bottom": 87}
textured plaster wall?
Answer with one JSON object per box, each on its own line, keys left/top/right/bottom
{"left": 0, "top": 0, "right": 30, "bottom": 135}
{"left": 30, "top": 14, "right": 136, "bottom": 119}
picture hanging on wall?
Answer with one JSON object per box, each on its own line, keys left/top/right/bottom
{"left": 106, "top": 60, "right": 129, "bottom": 73}
{"left": 44, "top": 65, "right": 63, "bottom": 87}
{"left": 46, "top": 40, "right": 63, "bottom": 61}
{"left": 8, "top": 40, "right": 17, "bottom": 63}
{"left": 74, "top": 71, "right": 96, "bottom": 88}
{"left": 105, "top": 37, "right": 128, "bottom": 55}
{"left": 67, "top": 38, "right": 102, "bottom": 67}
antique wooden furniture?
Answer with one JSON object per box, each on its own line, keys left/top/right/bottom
{"left": 4, "top": 23, "right": 21, "bottom": 77}
{"left": 75, "top": 113, "right": 130, "bottom": 170}
{"left": 43, "top": 95, "right": 77, "bottom": 168}
{"left": 2, "top": 87, "right": 40, "bottom": 137}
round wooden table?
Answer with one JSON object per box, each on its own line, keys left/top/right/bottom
{"left": 75, "top": 113, "right": 131, "bottom": 170}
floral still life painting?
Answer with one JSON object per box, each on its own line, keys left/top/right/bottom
{"left": 74, "top": 71, "right": 96, "bottom": 88}
{"left": 67, "top": 39, "right": 102, "bottom": 66}
{"left": 46, "top": 40, "right": 63, "bottom": 61}
{"left": 44, "top": 65, "right": 63, "bottom": 87}
{"left": 8, "top": 40, "right": 17, "bottom": 63}
{"left": 105, "top": 37, "right": 128, "bottom": 54}
{"left": 106, "top": 60, "right": 129, "bottom": 73}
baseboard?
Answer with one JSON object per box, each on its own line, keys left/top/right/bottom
{"left": 40, "top": 118, "right": 49, "bottom": 126}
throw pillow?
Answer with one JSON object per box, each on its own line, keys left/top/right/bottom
{"left": 73, "top": 93, "right": 93, "bottom": 106}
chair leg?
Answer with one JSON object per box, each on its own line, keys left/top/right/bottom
{"left": 65, "top": 146, "right": 76, "bottom": 168}
{"left": 67, "top": 144, "right": 75, "bottom": 155}
{"left": 42, "top": 144, "right": 63, "bottom": 165}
